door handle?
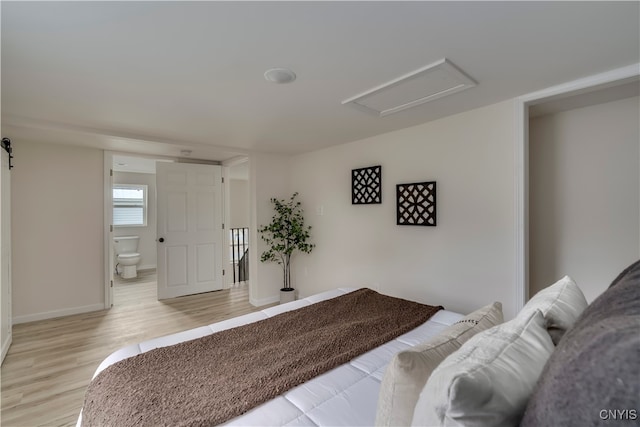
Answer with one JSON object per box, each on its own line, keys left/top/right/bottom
{"left": 158, "top": 237, "right": 165, "bottom": 243}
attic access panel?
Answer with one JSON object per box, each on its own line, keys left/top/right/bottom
{"left": 342, "top": 58, "right": 476, "bottom": 117}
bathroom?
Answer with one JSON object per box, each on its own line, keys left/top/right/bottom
{"left": 112, "top": 156, "right": 158, "bottom": 293}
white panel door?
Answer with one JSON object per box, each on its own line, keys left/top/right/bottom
{"left": 156, "top": 162, "right": 223, "bottom": 299}
{"left": 1, "top": 150, "right": 11, "bottom": 363}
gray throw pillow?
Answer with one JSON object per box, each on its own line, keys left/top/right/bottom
{"left": 521, "top": 259, "right": 640, "bottom": 427}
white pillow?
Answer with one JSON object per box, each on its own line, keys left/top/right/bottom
{"left": 520, "top": 275, "right": 587, "bottom": 344}
{"left": 375, "top": 302, "right": 503, "bottom": 427}
{"left": 411, "top": 310, "right": 554, "bottom": 427}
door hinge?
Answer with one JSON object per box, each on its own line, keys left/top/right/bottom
{"left": 110, "top": 280, "right": 113, "bottom": 288}
{"left": 110, "top": 224, "right": 113, "bottom": 232}
{"left": 110, "top": 169, "right": 113, "bottom": 177}
{"left": 222, "top": 223, "right": 225, "bottom": 230}
{"left": 223, "top": 269, "right": 225, "bottom": 276}
{"left": 222, "top": 177, "right": 225, "bottom": 183}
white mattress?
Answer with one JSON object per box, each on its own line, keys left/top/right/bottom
{"left": 78, "top": 287, "right": 463, "bottom": 426}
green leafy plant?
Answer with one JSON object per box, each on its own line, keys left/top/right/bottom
{"left": 258, "top": 192, "right": 315, "bottom": 290}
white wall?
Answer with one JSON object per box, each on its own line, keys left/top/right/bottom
{"left": 529, "top": 96, "right": 640, "bottom": 302}
{"left": 12, "top": 141, "right": 104, "bottom": 323}
{"left": 229, "top": 179, "right": 250, "bottom": 229}
{"left": 113, "top": 171, "right": 157, "bottom": 270}
{"left": 249, "top": 153, "right": 291, "bottom": 305}
{"left": 290, "top": 100, "right": 518, "bottom": 318}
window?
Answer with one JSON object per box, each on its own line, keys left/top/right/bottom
{"left": 113, "top": 184, "right": 147, "bottom": 227}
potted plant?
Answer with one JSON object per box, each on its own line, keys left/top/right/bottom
{"left": 258, "top": 192, "right": 315, "bottom": 304}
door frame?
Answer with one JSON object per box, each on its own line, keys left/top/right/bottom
{"left": 103, "top": 153, "right": 113, "bottom": 309}
{"left": 513, "top": 63, "right": 639, "bottom": 314}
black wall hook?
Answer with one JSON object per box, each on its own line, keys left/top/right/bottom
{"left": 1, "top": 138, "right": 14, "bottom": 169}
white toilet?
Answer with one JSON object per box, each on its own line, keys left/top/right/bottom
{"left": 113, "top": 236, "right": 141, "bottom": 279}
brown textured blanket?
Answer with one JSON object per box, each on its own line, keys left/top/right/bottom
{"left": 82, "top": 288, "right": 443, "bottom": 426}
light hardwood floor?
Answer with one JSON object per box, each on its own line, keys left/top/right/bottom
{"left": 1, "top": 281, "right": 268, "bottom": 427}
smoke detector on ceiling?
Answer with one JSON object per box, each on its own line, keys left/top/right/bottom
{"left": 264, "top": 68, "right": 297, "bottom": 84}
{"left": 342, "top": 58, "right": 476, "bottom": 117}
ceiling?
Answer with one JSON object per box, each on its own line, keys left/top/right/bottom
{"left": 2, "top": 2, "right": 639, "bottom": 162}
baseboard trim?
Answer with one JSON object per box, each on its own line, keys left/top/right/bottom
{"left": 1, "top": 332, "right": 11, "bottom": 365}
{"left": 250, "top": 295, "right": 279, "bottom": 307}
{"left": 13, "top": 303, "right": 105, "bottom": 324}
{"left": 138, "top": 264, "right": 156, "bottom": 271}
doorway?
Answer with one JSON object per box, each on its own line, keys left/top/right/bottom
{"left": 514, "top": 64, "right": 639, "bottom": 311}
{"left": 111, "top": 155, "right": 161, "bottom": 306}
{"left": 104, "top": 152, "right": 229, "bottom": 308}
{"left": 227, "top": 160, "right": 250, "bottom": 287}
{"left": 528, "top": 83, "right": 639, "bottom": 303}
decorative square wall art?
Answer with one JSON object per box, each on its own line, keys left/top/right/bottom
{"left": 352, "top": 165, "right": 382, "bottom": 204}
{"left": 396, "top": 181, "right": 436, "bottom": 226}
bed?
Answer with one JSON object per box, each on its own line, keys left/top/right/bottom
{"left": 78, "top": 287, "right": 463, "bottom": 426}
{"left": 81, "top": 260, "right": 640, "bottom": 426}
